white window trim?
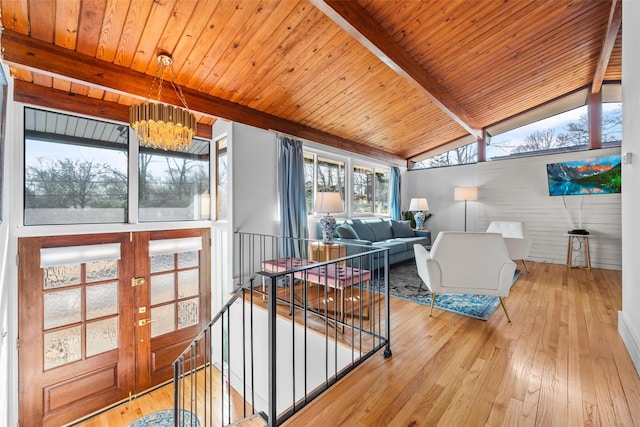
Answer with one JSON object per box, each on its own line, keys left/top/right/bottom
{"left": 303, "top": 144, "right": 391, "bottom": 219}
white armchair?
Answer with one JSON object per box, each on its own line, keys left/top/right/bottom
{"left": 413, "top": 232, "right": 516, "bottom": 322}
{"left": 486, "top": 221, "right": 532, "bottom": 272}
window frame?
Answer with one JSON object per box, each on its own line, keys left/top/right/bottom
{"left": 303, "top": 147, "right": 391, "bottom": 218}
{"left": 410, "top": 83, "right": 622, "bottom": 170}
{"left": 19, "top": 105, "right": 213, "bottom": 232}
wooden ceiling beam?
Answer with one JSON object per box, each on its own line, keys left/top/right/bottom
{"left": 1, "top": 29, "right": 404, "bottom": 165}
{"left": 311, "top": 0, "right": 482, "bottom": 138}
{"left": 592, "top": 0, "right": 622, "bottom": 94}
{"left": 13, "top": 80, "right": 214, "bottom": 140}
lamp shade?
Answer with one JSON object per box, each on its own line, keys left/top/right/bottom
{"left": 314, "top": 192, "right": 343, "bottom": 214}
{"left": 454, "top": 186, "right": 478, "bottom": 201}
{"left": 408, "top": 198, "right": 429, "bottom": 211}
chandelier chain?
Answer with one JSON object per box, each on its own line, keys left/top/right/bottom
{"left": 168, "top": 62, "right": 190, "bottom": 110}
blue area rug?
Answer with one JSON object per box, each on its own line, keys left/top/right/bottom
{"left": 127, "top": 409, "right": 200, "bottom": 427}
{"left": 373, "top": 262, "right": 520, "bottom": 320}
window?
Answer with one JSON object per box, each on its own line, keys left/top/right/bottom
{"left": 216, "top": 136, "right": 228, "bottom": 220}
{"left": 24, "top": 107, "right": 212, "bottom": 225}
{"left": 24, "top": 108, "right": 128, "bottom": 225}
{"left": 138, "top": 138, "right": 210, "bottom": 222}
{"left": 411, "top": 141, "right": 477, "bottom": 170}
{"left": 602, "top": 102, "right": 622, "bottom": 144}
{"left": 410, "top": 84, "right": 622, "bottom": 168}
{"left": 353, "top": 165, "right": 390, "bottom": 214}
{"left": 316, "top": 156, "right": 345, "bottom": 195}
{"left": 602, "top": 83, "right": 622, "bottom": 145}
{"left": 307, "top": 156, "right": 346, "bottom": 214}
{"left": 304, "top": 154, "right": 346, "bottom": 214}
{"left": 304, "top": 152, "right": 315, "bottom": 213}
{"left": 487, "top": 105, "right": 589, "bottom": 160}
{"left": 304, "top": 150, "right": 390, "bottom": 216}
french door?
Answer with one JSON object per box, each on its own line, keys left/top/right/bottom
{"left": 18, "top": 229, "right": 210, "bottom": 426}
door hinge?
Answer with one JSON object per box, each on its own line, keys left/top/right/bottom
{"left": 131, "top": 277, "right": 146, "bottom": 287}
{"left": 16, "top": 254, "right": 19, "bottom": 266}
{"left": 16, "top": 338, "right": 19, "bottom": 352}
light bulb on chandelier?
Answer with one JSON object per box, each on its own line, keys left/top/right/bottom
{"left": 129, "top": 54, "right": 197, "bottom": 151}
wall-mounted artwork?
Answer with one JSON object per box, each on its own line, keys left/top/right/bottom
{"left": 546, "top": 154, "right": 622, "bottom": 196}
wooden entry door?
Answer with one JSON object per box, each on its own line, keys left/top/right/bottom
{"left": 18, "top": 229, "right": 210, "bottom": 426}
{"left": 133, "top": 229, "right": 211, "bottom": 390}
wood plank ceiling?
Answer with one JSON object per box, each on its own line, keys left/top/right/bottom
{"left": 0, "top": 0, "right": 621, "bottom": 166}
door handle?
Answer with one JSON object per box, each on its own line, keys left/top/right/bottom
{"left": 138, "top": 318, "right": 154, "bottom": 326}
{"left": 131, "top": 277, "right": 146, "bottom": 287}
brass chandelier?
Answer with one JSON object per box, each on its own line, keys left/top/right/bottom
{"left": 129, "top": 54, "right": 197, "bottom": 151}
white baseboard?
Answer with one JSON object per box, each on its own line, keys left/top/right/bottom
{"left": 619, "top": 311, "right": 640, "bottom": 375}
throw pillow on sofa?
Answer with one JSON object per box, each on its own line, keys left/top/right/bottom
{"left": 348, "top": 219, "right": 377, "bottom": 242}
{"left": 391, "top": 220, "right": 415, "bottom": 238}
{"left": 369, "top": 219, "right": 394, "bottom": 241}
{"left": 336, "top": 224, "right": 359, "bottom": 239}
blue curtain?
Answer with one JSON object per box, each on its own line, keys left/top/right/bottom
{"left": 390, "top": 166, "right": 401, "bottom": 220}
{"left": 277, "top": 135, "right": 308, "bottom": 258}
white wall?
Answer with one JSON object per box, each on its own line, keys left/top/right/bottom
{"left": 231, "top": 123, "right": 279, "bottom": 236}
{"left": 403, "top": 163, "right": 478, "bottom": 234}
{"left": 404, "top": 148, "right": 622, "bottom": 270}
{"left": 619, "top": 0, "right": 640, "bottom": 374}
{"left": 478, "top": 148, "right": 621, "bottom": 270}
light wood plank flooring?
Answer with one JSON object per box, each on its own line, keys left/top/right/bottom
{"left": 73, "top": 262, "right": 640, "bottom": 426}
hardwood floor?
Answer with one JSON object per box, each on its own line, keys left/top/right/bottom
{"left": 72, "top": 262, "right": 640, "bottom": 426}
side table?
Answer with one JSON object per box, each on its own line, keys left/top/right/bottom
{"left": 309, "top": 241, "right": 346, "bottom": 263}
{"left": 565, "top": 233, "right": 591, "bottom": 270}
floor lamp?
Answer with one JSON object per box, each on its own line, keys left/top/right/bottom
{"left": 454, "top": 186, "right": 478, "bottom": 232}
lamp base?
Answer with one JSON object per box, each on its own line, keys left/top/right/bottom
{"left": 319, "top": 215, "right": 336, "bottom": 242}
{"left": 414, "top": 211, "right": 426, "bottom": 230}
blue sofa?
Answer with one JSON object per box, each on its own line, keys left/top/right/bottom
{"left": 315, "top": 218, "right": 431, "bottom": 267}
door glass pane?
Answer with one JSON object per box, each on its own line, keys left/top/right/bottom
{"left": 44, "top": 288, "right": 81, "bottom": 329}
{"left": 86, "top": 282, "right": 118, "bottom": 320}
{"left": 178, "top": 251, "right": 198, "bottom": 269}
{"left": 178, "top": 298, "right": 199, "bottom": 329}
{"left": 151, "top": 304, "right": 175, "bottom": 337}
{"left": 44, "top": 326, "right": 82, "bottom": 370}
{"left": 44, "top": 264, "right": 81, "bottom": 289}
{"left": 151, "top": 273, "right": 175, "bottom": 305}
{"left": 151, "top": 253, "right": 174, "bottom": 273}
{"left": 86, "top": 317, "right": 118, "bottom": 357}
{"left": 86, "top": 259, "right": 118, "bottom": 283}
{"left": 178, "top": 270, "right": 199, "bottom": 298}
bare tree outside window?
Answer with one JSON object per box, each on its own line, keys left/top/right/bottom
{"left": 412, "top": 142, "right": 477, "bottom": 169}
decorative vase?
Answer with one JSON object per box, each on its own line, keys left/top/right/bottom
{"left": 414, "top": 211, "right": 426, "bottom": 230}
{"left": 319, "top": 215, "right": 336, "bottom": 242}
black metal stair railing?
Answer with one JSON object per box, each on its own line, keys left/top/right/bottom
{"left": 173, "top": 232, "right": 391, "bottom": 426}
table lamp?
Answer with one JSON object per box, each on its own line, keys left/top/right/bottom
{"left": 315, "top": 192, "right": 343, "bottom": 242}
{"left": 408, "top": 198, "right": 430, "bottom": 230}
